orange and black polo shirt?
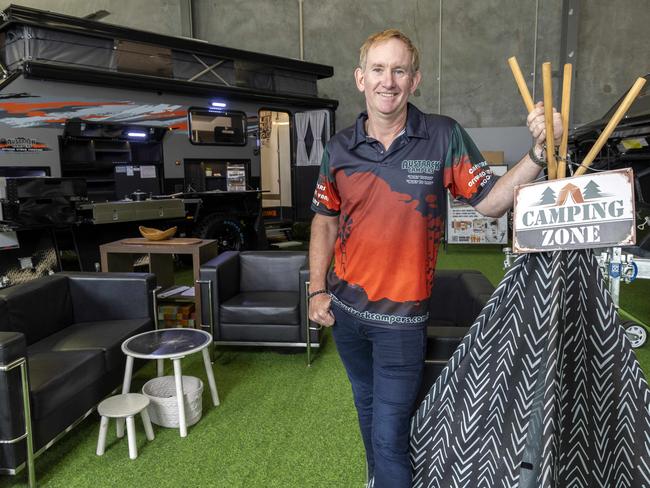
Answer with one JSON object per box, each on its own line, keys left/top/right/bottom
{"left": 311, "top": 103, "right": 497, "bottom": 328}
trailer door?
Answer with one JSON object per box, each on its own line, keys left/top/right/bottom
{"left": 259, "top": 110, "right": 292, "bottom": 222}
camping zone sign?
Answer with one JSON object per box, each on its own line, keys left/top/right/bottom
{"left": 513, "top": 168, "right": 636, "bottom": 253}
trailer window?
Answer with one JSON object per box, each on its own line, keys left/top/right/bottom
{"left": 188, "top": 108, "right": 247, "bottom": 146}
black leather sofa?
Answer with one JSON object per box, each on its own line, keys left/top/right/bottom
{"left": 199, "top": 251, "right": 321, "bottom": 365}
{"left": 417, "top": 269, "right": 496, "bottom": 403}
{"left": 0, "top": 272, "right": 155, "bottom": 482}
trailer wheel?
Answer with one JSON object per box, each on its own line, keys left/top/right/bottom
{"left": 622, "top": 320, "right": 648, "bottom": 349}
{"left": 194, "top": 216, "right": 245, "bottom": 252}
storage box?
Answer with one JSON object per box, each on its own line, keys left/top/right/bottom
{"left": 481, "top": 150, "right": 505, "bottom": 165}
{"left": 157, "top": 303, "right": 196, "bottom": 328}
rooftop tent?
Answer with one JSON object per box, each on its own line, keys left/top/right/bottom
{"left": 0, "top": 26, "right": 316, "bottom": 97}
{"left": 0, "top": 4, "right": 337, "bottom": 108}
{"left": 410, "top": 250, "right": 650, "bottom": 487}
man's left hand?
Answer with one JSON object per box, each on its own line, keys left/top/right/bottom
{"left": 527, "top": 101, "right": 563, "bottom": 148}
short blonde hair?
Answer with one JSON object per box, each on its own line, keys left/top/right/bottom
{"left": 359, "top": 29, "right": 420, "bottom": 73}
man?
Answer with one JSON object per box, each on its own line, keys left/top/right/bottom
{"left": 309, "top": 29, "right": 562, "bottom": 488}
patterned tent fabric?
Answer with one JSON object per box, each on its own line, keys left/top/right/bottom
{"left": 410, "top": 250, "right": 650, "bottom": 487}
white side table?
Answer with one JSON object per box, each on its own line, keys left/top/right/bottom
{"left": 121, "top": 328, "right": 219, "bottom": 437}
{"left": 97, "top": 393, "right": 154, "bottom": 460}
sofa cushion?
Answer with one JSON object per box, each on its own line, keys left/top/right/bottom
{"left": 429, "top": 270, "right": 495, "bottom": 328}
{"left": 429, "top": 273, "right": 461, "bottom": 323}
{"left": 240, "top": 251, "right": 306, "bottom": 292}
{"left": 221, "top": 291, "right": 300, "bottom": 325}
{"left": 66, "top": 273, "right": 154, "bottom": 322}
{"left": 457, "top": 273, "right": 494, "bottom": 325}
{"left": 219, "top": 323, "right": 303, "bottom": 342}
{"left": 0, "top": 331, "right": 25, "bottom": 364}
{"left": 28, "top": 318, "right": 152, "bottom": 372}
{"left": 427, "top": 326, "right": 469, "bottom": 338}
{"left": 428, "top": 319, "right": 457, "bottom": 328}
{"left": 26, "top": 350, "right": 105, "bottom": 420}
{"left": 426, "top": 325, "right": 468, "bottom": 362}
{"left": 0, "top": 298, "right": 7, "bottom": 337}
{"left": 426, "top": 336, "right": 464, "bottom": 363}
{"left": 0, "top": 275, "right": 72, "bottom": 345}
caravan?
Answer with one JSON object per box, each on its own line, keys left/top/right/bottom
{"left": 0, "top": 5, "right": 337, "bottom": 283}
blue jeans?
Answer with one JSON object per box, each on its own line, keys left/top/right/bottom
{"left": 331, "top": 306, "right": 426, "bottom": 488}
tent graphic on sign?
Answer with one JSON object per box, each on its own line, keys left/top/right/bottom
{"left": 536, "top": 180, "right": 609, "bottom": 207}
{"left": 555, "top": 182, "right": 584, "bottom": 205}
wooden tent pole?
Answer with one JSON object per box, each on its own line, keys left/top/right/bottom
{"left": 557, "top": 64, "right": 572, "bottom": 179}
{"left": 507, "top": 57, "right": 535, "bottom": 113}
{"left": 542, "top": 62, "right": 557, "bottom": 180}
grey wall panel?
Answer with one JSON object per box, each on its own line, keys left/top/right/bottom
{"left": 442, "top": 0, "right": 561, "bottom": 128}
{"left": 191, "top": 0, "right": 650, "bottom": 130}
{"left": 574, "top": 0, "right": 650, "bottom": 125}
{"left": 302, "top": 0, "right": 438, "bottom": 133}
{"left": 4, "top": 1, "right": 650, "bottom": 131}
{"left": 530, "top": 0, "right": 563, "bottom": 117}
{"left": 466, "top": 126, "right": 532, "bottom": 167}
{"left": 193, "top": 0, "right": 300, "bottom": 59}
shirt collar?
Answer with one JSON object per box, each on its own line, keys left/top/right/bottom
{"left": 348, "top": 103, "right": 429, "bottom": 150}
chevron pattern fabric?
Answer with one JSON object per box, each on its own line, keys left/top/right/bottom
{"left": 410, "top": 250, "right": 650, "bottom": 487}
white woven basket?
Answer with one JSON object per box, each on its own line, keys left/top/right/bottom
{"left": 142, "top": 375, "right": 203, "bottom": 428}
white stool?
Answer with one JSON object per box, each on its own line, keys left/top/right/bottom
{"left": 97, "top": 393, "right": 154, "bottom": 460}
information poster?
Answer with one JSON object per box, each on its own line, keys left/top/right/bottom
{"left": 446, "top": 165, "right": 508, "bottom": 244}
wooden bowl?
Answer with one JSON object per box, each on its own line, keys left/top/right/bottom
{"left": 138, "top": 226, "right": 177, "bottom": 241}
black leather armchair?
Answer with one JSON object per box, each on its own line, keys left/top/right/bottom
{"left": 0, "top": 272, "right": 155, "bottom": 485}
{"left": 417, "top": 269, "right": 495, "bottom": 404}
{"left": 199, "top": 251, "right": 321, "bottom": 365}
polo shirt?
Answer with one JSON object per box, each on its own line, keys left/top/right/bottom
{"left": 311, "top": 103, "right": 497, "bottom": 328}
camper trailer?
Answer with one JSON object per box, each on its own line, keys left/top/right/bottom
{"left": 0, "top": 5, "right": 337, "bottom": 283}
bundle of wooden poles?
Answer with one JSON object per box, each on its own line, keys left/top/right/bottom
{"left": 507, "top": 57, "right": 646, "bottom": 180}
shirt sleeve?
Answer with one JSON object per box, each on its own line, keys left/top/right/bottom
{"left": 310, "top": 144, "right": 341, "bottom": 216}
{"left": 443, "top": 123, "right": 499, "bottom": 206}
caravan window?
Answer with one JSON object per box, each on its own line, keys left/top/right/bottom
{"left": 188, "top": 108, "right": 247, "bottom": 146}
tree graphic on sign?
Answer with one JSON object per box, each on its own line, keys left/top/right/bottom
{"left": 539, "top": 187, "right": 557, "bottom": 205}
{"left": 583, "top": 180, "right": 604, "bottom": 199}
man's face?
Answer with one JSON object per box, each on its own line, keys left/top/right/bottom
{"left": 355, "top": 37, "right": 422, "bottom": 120}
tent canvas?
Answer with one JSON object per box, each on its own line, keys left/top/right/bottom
{"left": 410, "top": 250, "right": 650, "bottom": 487}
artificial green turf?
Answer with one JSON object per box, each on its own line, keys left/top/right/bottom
{"left": 2, "top": 245, "right": 648, "bottom": 487}
{"left": 620, "top": 278, "right": 650, "bottom": 373}
{"left": 1, "top": 333, "right": 365, "bottom": 488}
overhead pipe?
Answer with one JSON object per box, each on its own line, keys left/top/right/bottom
{"left": 437, "top": 0, "right": 442, "bottom": 114}
{"left": 531, "top": 0, "right": 539, "bottom": 102}
{"left": 180, "top": 0, "right": 194, "bottom": 39}
{"left": 298, "top": 0, "right": 304, "bottom": 60}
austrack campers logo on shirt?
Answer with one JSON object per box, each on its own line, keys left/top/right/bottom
{"left": 402, "top": 159, "right": 440, "bottom": 185}
{"left": 513, "top": 168, "right": 636, "bottom": 253}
